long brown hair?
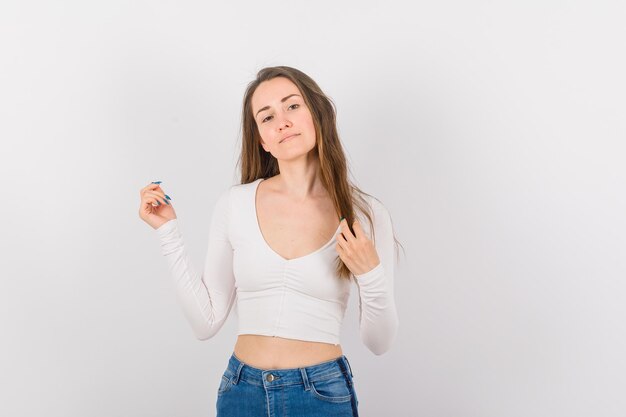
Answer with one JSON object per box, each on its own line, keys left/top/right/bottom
{"left": 235, "top": 65, "right": 404, "bottom": 280}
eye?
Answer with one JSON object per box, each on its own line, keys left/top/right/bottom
{"left": 260, "top": 104, "right": 300, "bottom": 123}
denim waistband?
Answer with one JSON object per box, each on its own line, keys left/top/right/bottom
{"left": 223, "top": 352, "right": 355, "bottom": 388}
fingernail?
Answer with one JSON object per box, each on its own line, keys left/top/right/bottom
{"left": 165, "top": 194, "right": 171, "bottom": 200}
{"left": 152, "top": 181, "right": 162, "bottom": 184}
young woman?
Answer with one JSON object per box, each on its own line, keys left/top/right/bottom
{"left": 138, "top": 66, "right": 401, "bottom": 417}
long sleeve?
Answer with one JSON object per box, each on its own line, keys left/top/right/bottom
{"left": 155, "top": 187, "right": 236, "bottom": 340}
{"left": 353, "top": 198, "right": 399, "bottom": 355}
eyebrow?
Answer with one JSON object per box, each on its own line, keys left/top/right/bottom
{"left": 255, "top": 94, "right": 301, "bottom": 118}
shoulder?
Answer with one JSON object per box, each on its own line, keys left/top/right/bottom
{"left": 353, "top": 193, "right": 393, "bottom": 242}
{"left": 217, "top": 179, "right": 261, "bottom": 197}
{"left": 214, "top": 178, "right": 265, "bottom": 210}
{"left": 358, "top": 193, "right": 391, "bottom": 223}
{"left": 230, "top": 178, "right": 263, "bottom": 193}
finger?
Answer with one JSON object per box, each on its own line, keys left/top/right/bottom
{"left": 142, "top": 182, "right": 161, "bottom": 191}
{"left": 146, "top": 196, "right": 162, "bottom": 208}
{"left": 352, "top": 219, "right": 366, "bottom": 239}
{"left": 141, "top": 194, "right": 161, "bottom": 209}
{"left": 144, "top": 190, "right": 166, "bottom": 202}
{"left": 339, "top": 218, "right": 356, "bottom": 242}
{"left": 335, "top": 236, "right": 353, "bottom": 260}
{"left": 143, "top": 187, "right": 170, "bottom": 203}
{"left": 336, "top": 228, "right": 348, "bottom": 246}
{"left": 141, "top": 182, "right": 164, "bottom": 195}
{"left": 144, "top": 191, "right": 169, "bottom": 206}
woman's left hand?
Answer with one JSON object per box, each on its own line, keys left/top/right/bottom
{"left": 335, "top": 218, "right": 380, "bottom": 276}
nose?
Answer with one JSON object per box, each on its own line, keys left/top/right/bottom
{"left": 277, "top": 114, "right": 292, "bottom": 131}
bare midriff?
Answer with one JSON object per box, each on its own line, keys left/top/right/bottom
{"left": 233, "top": 334, "right": 343, "bottom": 370}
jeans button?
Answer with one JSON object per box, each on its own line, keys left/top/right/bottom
{"left": 266, "top": 374, "right": 275, "bottom": 382}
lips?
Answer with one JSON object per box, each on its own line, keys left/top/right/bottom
{"left": 280, "top": 133, "right": 300, "bottom": 143}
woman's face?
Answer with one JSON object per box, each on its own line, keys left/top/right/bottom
{"left": 251, "top": 77, "right": 317, "bottom": 159}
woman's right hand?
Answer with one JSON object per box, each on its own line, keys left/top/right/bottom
{"left": 139, "top": 182, "right": 177, "bottom": 230}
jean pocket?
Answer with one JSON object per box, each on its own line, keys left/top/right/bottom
{"left": 217, "top": 373, "right": 233, "bottom": 395}
{"left": 309, "top": 374, "right": 352, "bottom": 403}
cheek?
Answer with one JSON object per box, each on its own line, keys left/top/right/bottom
{"left": 257, "top": 125, "right": 272, "bottom": 142}
{"left": 301, "top": 111, "right": 316, "bottom": 134}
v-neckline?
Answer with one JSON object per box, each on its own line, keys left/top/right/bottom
{"left": 253, "top": 178, "right": 342, "bottom": 263}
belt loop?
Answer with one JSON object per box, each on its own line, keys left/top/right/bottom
{"left": 300, "top": 368, "right": 311, "bottom": 391}
{"left": 343, "top": 355, "right": 354, "bottom": 378}
{"left": 233, "top": 361, "right": 245, "bottom": 384}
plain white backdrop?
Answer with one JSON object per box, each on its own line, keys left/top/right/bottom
{"left": 1, "top": 1, "right": 625, "bottom": 416}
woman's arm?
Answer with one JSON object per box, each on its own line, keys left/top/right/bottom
{"left": 353, "top": 198, "right": 399, "bottom": 355}
{"left": 155, "top": 187, "right": 236, "bottom": 340}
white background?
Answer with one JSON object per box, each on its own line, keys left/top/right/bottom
{"left": 1, "top": 1, "right": 625, "bottom": 416}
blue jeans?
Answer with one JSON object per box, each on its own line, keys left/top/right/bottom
{"left": 216, "top": 352, "right": 360, "bottom": 417}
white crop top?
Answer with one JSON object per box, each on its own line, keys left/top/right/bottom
{"left": 155, "top": 178, "right": 399, "bottom": 355}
